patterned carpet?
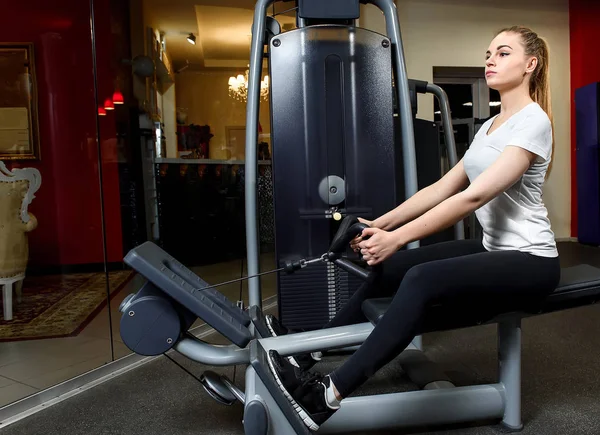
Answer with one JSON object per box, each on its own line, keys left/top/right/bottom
{"left": 0, "top": 271, "right": 132, "bottom": 342}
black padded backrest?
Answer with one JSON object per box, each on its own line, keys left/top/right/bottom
{"left": 544, "top": 264, "right": 600, "bottom": 307}
{"left": 554, "top": 264, "right": 600, "bottom": 293}
{"left": 124, "top": 242, "right": 253, "bottom": 348}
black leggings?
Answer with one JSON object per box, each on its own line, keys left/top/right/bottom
{"left": 326, "top": 239, "right": 561, "bottom": 398}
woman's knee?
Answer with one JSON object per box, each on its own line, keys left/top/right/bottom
{"left": 402, "top": 263, "right": 436, "bottom": 286}
{"left": 394, "top": 264, "right": 439, "bottom": 302}
{"left": 377, "top": 251, "right": 414, "bottom": 290}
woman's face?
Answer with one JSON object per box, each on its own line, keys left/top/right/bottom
{"left": 485, "top": 31, "right": 536, "bottom": 92}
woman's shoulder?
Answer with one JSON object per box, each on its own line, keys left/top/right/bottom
{"left": 509, "top": 103, "right": 552, "bottom": 139}
{"left": 518, "top": 102, "right": 551, "bottom": 125}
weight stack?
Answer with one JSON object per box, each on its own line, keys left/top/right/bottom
{"left": 269, "top": 25, "right": 397, "bottom": 330}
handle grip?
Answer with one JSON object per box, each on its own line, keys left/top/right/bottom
{"left": 408, "top": 79, "right": 429, "bottom": 94}
{"left": 329, "top": 216, "right": 369, "bottom": 255}
{"left": 327, "top": 215, "right": 374, "bottom": 281}
{"left": 333, "top": 258, "right": 371, "bottom": 281}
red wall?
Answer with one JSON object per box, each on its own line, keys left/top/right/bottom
{"left": 570, "top": 0, "right": 600, "bottom": 237}
{"left": 1, "top": 0, "right": 123, "bottom": 266}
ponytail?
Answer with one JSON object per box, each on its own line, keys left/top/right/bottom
{"left": 497, "top": 26, "right": 554, "bottom": 174}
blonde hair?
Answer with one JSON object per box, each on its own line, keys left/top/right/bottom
{"left": 497, "top": 26, "right": 554, "bottom": 172}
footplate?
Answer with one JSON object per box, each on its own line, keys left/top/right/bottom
{"left": 249, "top": 341, "right": 310, "bottom": 435}
{"left": 124, "top": 242, "right": 253, "bottom": 348}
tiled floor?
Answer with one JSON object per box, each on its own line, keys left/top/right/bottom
{"left": 0, "top": 252, "right": 277, "bottom": 408}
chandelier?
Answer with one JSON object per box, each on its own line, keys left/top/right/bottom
{"left": 228, "top": 68, "right": 269, "bottom": 102}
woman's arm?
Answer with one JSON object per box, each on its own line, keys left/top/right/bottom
{"left": 374, "top": 159, "right": 470, "bottom": 230}
{"left": 390, "top": 146, "right": 537, "bottom": 247}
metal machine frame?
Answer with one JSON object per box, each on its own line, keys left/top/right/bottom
{"left": 121, "top": 245, "right": 600, "bottom": 434}
{"left": 244, "top": 0, "right": 419, "bottom": 309}
{"left": 117, "top": 1, "right": 600, "bottom": 434}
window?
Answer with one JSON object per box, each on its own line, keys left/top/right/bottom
{"left": 432, "top": 66, "right": 498, "bottom": 123}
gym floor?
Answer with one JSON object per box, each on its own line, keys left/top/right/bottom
{"left": 2, "top": 241, "right": 600, "bottom": 435}
{"left": 0, "top": 252, "right": 279, "bottom": 408}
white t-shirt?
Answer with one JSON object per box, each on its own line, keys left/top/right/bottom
{"left": 463, "top": 102, "right": 558, "bottom": 258}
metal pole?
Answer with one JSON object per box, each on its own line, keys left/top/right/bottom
{"left": 498, "top": 317, "right": 523, "bottom": 431}
{"left": 259, "top": 322, "right": 374, "bottom": 355}
{"left": 369, "top": 0, "right": 419, "bottom": 250}
{"left": 369, "top": 0, "right": 422, "bottom": 349}
{"left": 245, "top": 0, "right": 275, "bottom": 309}
{"left": 175, "top": 335, "right": 250, "bottom": 366}
{"left": 320, "top": 384, "right": 505, "bottom": 433}
{"left": 426, "top": 83, "right": 465, "bottom": 240}
{"left": 89, "top": 0, "right": 115, "bottom": 361}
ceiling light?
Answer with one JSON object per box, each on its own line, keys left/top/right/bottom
{"left": 112, "top": 90, "right": 124, "bottom": 105}
{"left": 228, "top": 68, "right": 269, "bottom": 103}
{"left": 462, "top": 101, "right": 501, "bottom": 107}
{"left": 187, "top": 33, "right": 196, "bottom": 45}
{"left": 104, "top": 98, "right": 114, "bottom": 110}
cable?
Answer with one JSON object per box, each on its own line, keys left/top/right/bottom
{"left": 162, "top": 255, "right": 325, "bottom": 386}
{"left": 163, "top": 256, "right": 249, "bottom": 387}
{"left": 195, "top": 255, "right": 325, "bottom": 292}
{"left": 164, "top": 353, "right": 204, "bottom": 384}
{"left": 198, "top": 267, "right": 285, "bottom": 291}
{"left": 271, "top": 5, "right": 298, "bottom": 17}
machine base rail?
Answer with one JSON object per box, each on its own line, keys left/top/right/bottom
{"left": 249, "top": 339, "right": 507, "bottom": 434}
{"left": 319, "top": 384, "right": 506, "bottom": 434}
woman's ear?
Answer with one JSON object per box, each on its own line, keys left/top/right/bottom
{"left": 525, "top": 56, "right": 538, "bottom": 74}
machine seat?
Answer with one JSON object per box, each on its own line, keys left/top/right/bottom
{"left": 362, "top": 264, "right": 600, "bottom": 331}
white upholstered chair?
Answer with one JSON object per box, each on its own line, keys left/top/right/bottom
{"left": 0, "top": 161, "right": 41, "bottom": 321}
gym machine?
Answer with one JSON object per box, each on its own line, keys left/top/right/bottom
{"left": 266, "top": 0, "right": 404, "bottom": 331}
{"left": 118, "top": 1, "right": 600, "bottom": 434}
{"left": 118, "top": 218, "right": 600, "bottom": 434}
{"left": 266, "top": 0, "right": 463, "bottom": 331}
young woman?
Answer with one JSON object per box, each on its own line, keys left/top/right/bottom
{"left": 266, "top": 25, "right": 561, "bottom": 431}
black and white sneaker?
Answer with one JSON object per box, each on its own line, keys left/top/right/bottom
{"left": 266, "top": 350, "right": 339, "bottom": 431}
{"left": 265, "top": 315, "right": 322, "bottom": 370}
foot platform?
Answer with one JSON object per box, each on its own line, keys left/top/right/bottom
{"left": 249, "top": 341, "right": 311, "bottom": 435}
{"left": 124, "top": 242, "right": 253, "bottom": 347}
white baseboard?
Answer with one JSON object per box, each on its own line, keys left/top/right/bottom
{"left": 555, "top": 237, "right": 578, "bottom": 243}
